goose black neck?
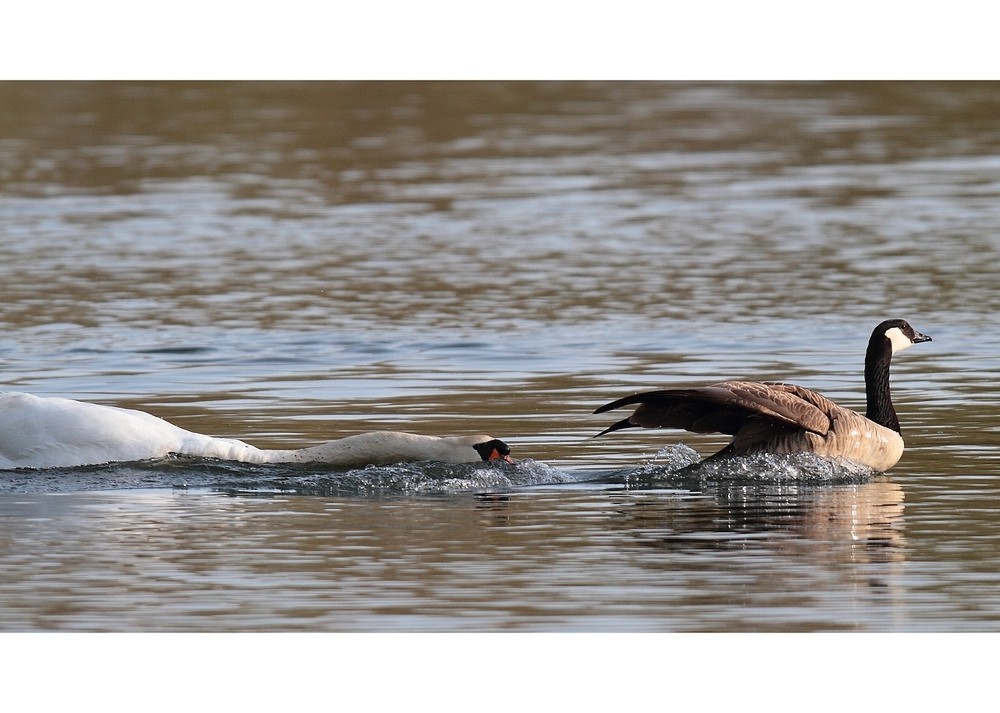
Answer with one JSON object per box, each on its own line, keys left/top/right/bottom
{"left": 864, "top": 333, "right": 899, "bottom": 432}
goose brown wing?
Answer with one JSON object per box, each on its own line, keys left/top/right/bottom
{"left": 594, "top": 380, "right": 832, "bottom": 436}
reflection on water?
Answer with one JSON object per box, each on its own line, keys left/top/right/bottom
{"left": 0, "top": 476, "right": 908, "bottom": 632}
{"left": 615, "top": 478, "right": 905, "bottom": 562}
{"left": 2, "top": 82, "right": 1000, "bottom": 631}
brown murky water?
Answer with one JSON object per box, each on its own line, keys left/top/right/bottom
{"left": 2, "top": 82, "right": 1000, "bottom": 631}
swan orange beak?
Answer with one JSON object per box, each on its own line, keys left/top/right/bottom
{"left": 489, "top": 448, "right": 514, "bottom": 464}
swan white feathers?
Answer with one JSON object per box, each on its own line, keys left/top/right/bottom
{"left": 0, "top": 392, "right": 513, "bottom": 470}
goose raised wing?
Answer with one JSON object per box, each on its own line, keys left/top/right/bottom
{"left": 594, "top": 319, "right": 931, "bottom": 471}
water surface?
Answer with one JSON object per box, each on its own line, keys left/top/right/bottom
{"left": 2, "top": 82, "right": 999, "bottom": 631}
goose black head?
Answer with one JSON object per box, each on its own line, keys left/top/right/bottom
{"left": 873, "top": 319, "right": 931, "bottom": 354}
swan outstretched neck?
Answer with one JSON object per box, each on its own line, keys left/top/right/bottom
{"left": 0, "top": 392, "right": 513, "bottom": 470}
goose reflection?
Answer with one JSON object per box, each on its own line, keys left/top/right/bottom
{"left": 613, "top": 476, "right": 905, "bottom": 565}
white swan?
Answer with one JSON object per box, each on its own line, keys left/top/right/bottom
{"left": 0, "top": 391, "right": 514, "bottom": 470}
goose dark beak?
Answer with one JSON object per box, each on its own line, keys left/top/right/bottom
{"left": 913, "top": 331, "right": 932, "bottom": 344}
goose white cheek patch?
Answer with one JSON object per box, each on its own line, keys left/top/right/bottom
{"left": 885, "top": 327, "right": 913, "bottom": 353}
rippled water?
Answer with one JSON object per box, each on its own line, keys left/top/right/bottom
{"left": 2, "top": 82, "right": 1000, "bottom": 632}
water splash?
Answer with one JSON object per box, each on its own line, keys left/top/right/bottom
{"left": 0, "top": 455, "right": 579, "bottom": 496}
{"left": 681, "top": 452, "right": 877, "bottom": 482}
{"left": 217, "top": 458, "right": 578, "bottom": 497}
{"left": 599, "top": 443, "right": 877, "bottom": 486}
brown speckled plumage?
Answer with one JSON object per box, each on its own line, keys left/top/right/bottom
{"left": 594, "top": 320, "right": 931, "bottom": 472}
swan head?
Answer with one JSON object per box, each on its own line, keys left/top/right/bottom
{"left": 470, "top": 437, "right": 514, "bottom": 463}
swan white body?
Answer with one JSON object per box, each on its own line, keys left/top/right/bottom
{"left": 0, "top": 392, "right": 511, "bottom": 470}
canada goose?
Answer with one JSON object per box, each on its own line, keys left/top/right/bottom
{"left": 0, "top": 391, "right": 513, "bottom": 470}
{"left": 593, "top": 319, "right": 931, "bottom": 471}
